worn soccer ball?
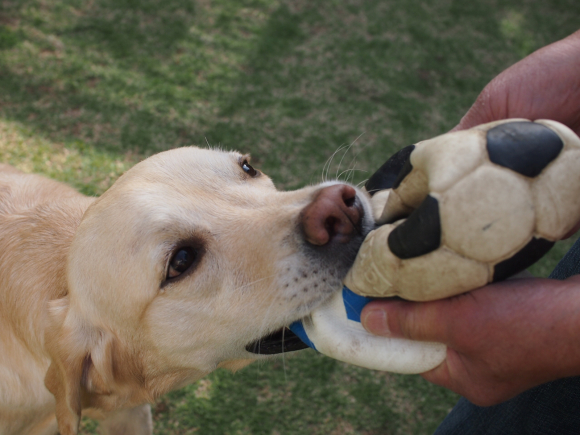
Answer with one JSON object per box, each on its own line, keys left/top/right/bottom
{"left": 344, "top": 119, "right": 580, "bottom": 301}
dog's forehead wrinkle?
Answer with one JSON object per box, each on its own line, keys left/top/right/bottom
{"left": 131, "top": 147, "right": 247, "bottom": 187}
{"left": 120, "top": 148, "right": 280, "bottom": 200}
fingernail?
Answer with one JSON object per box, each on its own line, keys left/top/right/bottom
{"left": 362, "top": 308, "right": 390, "bottom": 336}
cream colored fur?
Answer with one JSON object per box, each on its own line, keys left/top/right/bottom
{"left": 0, "top": 147, "right": 372, "bottom": 435}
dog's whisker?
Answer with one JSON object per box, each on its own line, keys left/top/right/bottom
{"left": 345, "top": 156, "right": 357, "bottom": 184}
{"left": 322, "top": 144, "right": 348, "bottom": 183}
{"left": 228, "top": 273, "right": 280, "bottom": 351}
{"left": 321, "top": 151, "right": 334, "bottom": 183}
{"left": 335, "top": 132, "right": 365, "bottom": 180}
{"left": 356, "top": 178, "right": 369, "bottom": 188}
{"left": 253, "top": 275, "right": 287, "bottom": 345}
{"left": 338, "top": 167, "right": 369, "bottom": 187}
{"left": 322, "top": 145, "right": 344, "bottom": 182}
{"left": 345, "top": 147, "right": 366, "bottom": 184}
{"left": 337, "top": 167, "right": 367, "bottom": 181}
{"left": 230, "top": 274, "right": 277, "bottom": 293}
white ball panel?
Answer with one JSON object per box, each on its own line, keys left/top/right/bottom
{"left": 395, "top": 168, "right": 429, "bottom": 208}
{"left": 533, "top": 149, "right": 580, "bottom": 239}
{"left": 534, "top": 119, "right": 580, "bottom": 151}
{"left": 440, "top": 165, "right": 535, "bottom": 263}
{"left": 370, "top": 189, "right": 391, "bottom": 222}
{"left": 344, "top": 224, "right": 401, "bottom": 297}
{"left": 379, "top": 189, "right": 414, "bottom": 224}
{"left": 411, "top": 129, "right": 486, "bottom": 193}
{"left": 395, "top": 247, "right": 490, "bottom": 301}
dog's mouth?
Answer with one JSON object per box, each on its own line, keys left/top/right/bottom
{"left": 245, "top": 327, "right": 309, "bottom": 355}
{"left": 245, "top": 189, "right": 374, "bottom": 356}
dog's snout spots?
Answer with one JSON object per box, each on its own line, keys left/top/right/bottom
{"left": 300, "top": 184, "right": 362, "bottom": 246}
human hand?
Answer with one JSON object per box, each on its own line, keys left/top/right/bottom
{"left": 361, "top": 275, "right": 580, "bottom": 406}
{"left": 456, "top": 30, "right": 580, "bottom": 238}
{"left": 453, "top": 30, "right": 580, "bottom": 135}
{"left": 356, "top": 31, "right": 580, "bottom": 405}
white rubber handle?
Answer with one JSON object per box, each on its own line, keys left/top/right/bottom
{"left": 291, "top": 288, "right": 446, "bottom": 374}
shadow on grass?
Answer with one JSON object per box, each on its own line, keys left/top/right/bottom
{"left": 2, "top": 0, "right": 579, "bottom": 179}
{"left": 72, "top": 0, "right": 195, "bottom": 60}
{"left": 0, "top": 0, "right": 280, "bottom": 154}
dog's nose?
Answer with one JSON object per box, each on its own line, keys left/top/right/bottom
{"left": 301, "top": 184, "right": 362, "bottom": 246}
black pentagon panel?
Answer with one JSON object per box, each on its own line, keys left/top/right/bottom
{"left": 486, "top": 122, "right": 564, "bottom": 178}
{"left": 492, "top": 237, "right": 555, "bottom": 282}
{"left": 365, "top": 145, "right": 415, "bottom": 195}
{"left": 392, "top": 156, "right": 413, "bottom": 189}
{"left": 388, "top": 195, "right": 441, "bottom": 259}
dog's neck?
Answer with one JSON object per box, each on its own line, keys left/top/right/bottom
{"left": 0, "top": 195, "right": 95, "bottom": 359}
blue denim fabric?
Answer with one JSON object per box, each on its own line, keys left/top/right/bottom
{"left": 548, "top": 237, "right": 580, "bottom": 280}
{"left": 434, "top": 238, "right": 580, "bottom": 435}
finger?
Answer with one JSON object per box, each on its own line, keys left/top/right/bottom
{"left": 361, "top": 298, "right": 449, "bottom": 342}
{"left": 419, "top": 346, "right": 504, "bottom": 406}
{"left": 423, "top": 351, "right": 526, "bottom": 407}
{"left": 421, "top": 360, "right": 505, "bottom": 407}
{"left": 420, "top": 355, "right": 453, "bottom": 389}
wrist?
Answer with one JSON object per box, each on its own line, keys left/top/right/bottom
{"left": 549, "top": 275, "right": 580, "bottom": 379}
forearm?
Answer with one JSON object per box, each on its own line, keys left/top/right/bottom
{"left": 528, "top": 275, "right": 580, "bottom": 381}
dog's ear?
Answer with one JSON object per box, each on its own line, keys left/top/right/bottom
{"left": 44, "top": 296, "right": 85, "bottom": 435}
{"left": 44, "top": 297, "right": 119, "bottom": 435}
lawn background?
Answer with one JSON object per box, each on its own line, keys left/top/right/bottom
{"left": 1, "top": 0, "right": 579, "bottom": 434}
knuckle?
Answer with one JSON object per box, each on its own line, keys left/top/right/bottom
{"left": 394, "top": 302, "right": 439, "bottom": 341}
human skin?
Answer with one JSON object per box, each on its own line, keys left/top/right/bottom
{"left": 361, "top": 29, "right": 580, "bottom": 407}
{"left": 452, "top": 30, "right": 580, "bottom": 136}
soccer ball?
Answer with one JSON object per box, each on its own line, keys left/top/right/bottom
{"left": 344, "top": 119, "right": 580, "bottom": 301}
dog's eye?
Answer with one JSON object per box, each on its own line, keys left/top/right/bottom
{"left": 241, "top": 159, "right": 258, "bottom": 177}
{"left": 167, "top": 247, "right": 197, "bottom": 279}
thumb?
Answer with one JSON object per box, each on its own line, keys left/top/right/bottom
{"left": 361, "top": 299, "right": 449, "bottom": 343}
{"left": 451, "top": 85, "right": 502, "bottom": 132}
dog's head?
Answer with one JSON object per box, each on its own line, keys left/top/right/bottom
{"left": 44, "top": 146, "right": 373, "bottom": 434}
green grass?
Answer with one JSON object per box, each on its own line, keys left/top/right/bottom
{"left": 149, "top": 353, "right": 458, "bottom": 435}
{"left": 1, "top": 0, "right": 580, "bottom": 434}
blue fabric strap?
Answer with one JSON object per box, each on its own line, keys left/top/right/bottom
{"left": 342, "top": 286, "right": 372, "bottom": 322}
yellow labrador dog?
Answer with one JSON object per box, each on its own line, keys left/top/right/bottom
{"left": 0, "top": 146, "right": 373, "bottom": 435}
